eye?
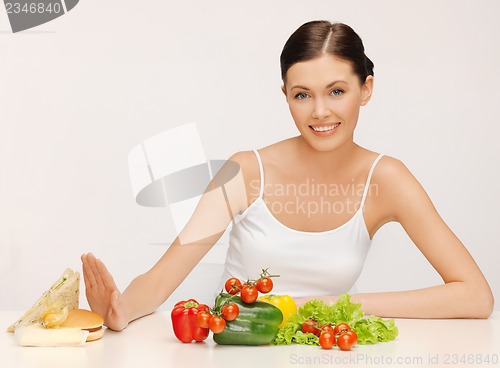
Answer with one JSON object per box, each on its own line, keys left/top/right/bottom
{"left": 294, "top": 92, "right": 309, "bottom": 100}
{"left": 331, "top": 89, "right": 344, "bottom": 96}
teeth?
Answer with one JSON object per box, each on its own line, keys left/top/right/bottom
{"left": 311, "top": 123, "right": 340, "bottom": 132}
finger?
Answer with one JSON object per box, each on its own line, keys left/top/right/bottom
{"left": 88, "top": 254, "right": 105, "bottom": 287}
{"left": 95, "top": 258, "right": 118, "bottom": 292}
{"left": 81, "top": 253, "right": 97, "bottom": 288}
{"left": 82, "top": 258, "right": 92, "bottom": 290}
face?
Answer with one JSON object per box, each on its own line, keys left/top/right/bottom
{"left": 282, "top": 54, "right": 373, "bottom": 152}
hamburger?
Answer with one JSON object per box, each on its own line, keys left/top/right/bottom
{"left": 60, "top": 309, "right": 104, "bottom": 341}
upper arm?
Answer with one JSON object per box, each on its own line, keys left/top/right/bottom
{"left": 173, "top": 150, "right": 257, "bottom": 246}
{"left": 375, "top": 157, "right": 489, "bottom": 286}
{"left": 223, "top": 150, "right": 261, "bottom": 212}
{"left": 148, "top": 151, "right": 259, "bottom": 290}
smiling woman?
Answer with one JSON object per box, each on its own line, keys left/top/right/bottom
{"left": 281, "top": 22, "right": 374, "bottom": 153}
{"left": 81, "top": 20, "right": 494, "bottom": 331}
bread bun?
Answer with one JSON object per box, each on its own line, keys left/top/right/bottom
{"left": 60, "top": 309, "right": 104, "bottom": 341}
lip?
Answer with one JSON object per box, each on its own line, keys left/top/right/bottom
{"left": 309, "top": 122, "right": 341, "bottom": 137}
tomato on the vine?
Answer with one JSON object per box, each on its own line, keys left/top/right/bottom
{"left": 195, "top": 310, "right": 212, "bottom": 328}
{"left": 319, "top": 331, "right": 335, "bottom": 349}
{"left": 221, "top": 303, "right": 239, "bottom": 321}
{"left": 319, "top": 323, "right": 335, "bottom": 335}
{"left": 334, "top": 323, "right": 351, "bottom": 335}
{"left": 301, "top": 319, "right": 320, "bottom": 336}
{"left": 342, "top": 330, "right": 358, "bottom": 345}
{"left": 256, "top": 277, "right": 273, "bottom": 293}
{"left": 240, "top": 284, "right": 259, "bottom": 303}
{"left": 224, "top": 278, "right": 243, "bottom": 295}
{"left": 337, "top": 330, "right": 357, "bottom": 351}
{"left": 208, "top": 316, "right": 226, "bottom": 334}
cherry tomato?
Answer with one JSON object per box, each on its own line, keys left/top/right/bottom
{"left": 301, "top": 319, "right": 320, "bottom": 336}
{"left": 208, "top": 315, "right": 226, "bottom": 334}
{"left": 256, "top": 277, "right": 273, "bottom": 293}
{"left": 224, "top": 278, "right": 243, "bottom": 295}
{"left": 240, "top": 284, "right": 259, "bottom": 303}
{"left": 334, "top": 323, "right": 351, "bottom": 335}
{"left": 343, "top": 330, "right": 358, "bottom": 345}
{"left": 319, "top": 331, "right": 335, "bottom": 349}
{"left": 319, "top": 323, "right": 335, "bottom": 335}
{"left": 221, "top": 303, "right": 239, "bottom": 321}
{"left": 337, "top": 331, "right": 357, "bottom": 351}
{"left": 196, "top": 310, "right": 212, "bottom": 328}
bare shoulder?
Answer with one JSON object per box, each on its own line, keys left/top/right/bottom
{"left": 227, "top": 150, "right": 259, "bottom": 180}
{"left": 372, "top": 155, "right": 414, "bottom": 182}
{"left": 230, "top": 138, "right": 293, "bottom": 168}
{"left": 372, "top": 155, "right": 425, "bottom": 193}
{"left": 228, "top": 150, "right": 257, "bottom": 167}
{"left": 226, "top": 140, "right": 292, "bottom": 206}
{"left": 227, "top": 150, "right": 261, "bottom": 206}
{"left": 370, "top": 154, "right": 432, "bottom": 222}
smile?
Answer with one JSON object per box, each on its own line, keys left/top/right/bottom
{"left": 309, "top": 123, "right": 341, "bottom": 132}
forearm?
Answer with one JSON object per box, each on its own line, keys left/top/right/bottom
{"left": 121, "top": 251, "right": 203, "bottom": 323}
{"left": 121, "top": 271, "right": 169, "bottom": 323}
{"left": 118, "top": 153, "right": 246, "bottom": 324}
{"left": 302, "top": 281, "right": 493, "bottom": 319}
{"left": 121, "top": 234, "right": 223, "bottom": 324}
{"left": 350, "top": 282, "right": 493, "bottom": 319}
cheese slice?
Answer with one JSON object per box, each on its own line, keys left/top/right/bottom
{"left": 14, "top": 325, "right": 89, "bottom": 347}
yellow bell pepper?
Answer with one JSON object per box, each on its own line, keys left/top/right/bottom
{"left": 258, "top": 294, "right": 297, "bottom": 328}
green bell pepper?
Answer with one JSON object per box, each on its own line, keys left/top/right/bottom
{"left": 213, "top": 293, "right": 283, "bottom": 345}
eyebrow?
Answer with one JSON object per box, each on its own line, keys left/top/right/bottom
{"left": 290, "top": 80, "right": 347, "bottom": 91}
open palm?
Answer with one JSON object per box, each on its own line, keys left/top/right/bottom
{"left": 81, "top": 253, "right": 129, "bottom": 331}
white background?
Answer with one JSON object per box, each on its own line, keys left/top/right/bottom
{"left": 0, "top": 0, "right": 498, "bottom": 311}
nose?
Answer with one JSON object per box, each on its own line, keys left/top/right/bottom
{"left": 311, "top": 98, "right": 331, "bottom": 119}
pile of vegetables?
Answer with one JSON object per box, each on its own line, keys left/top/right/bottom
{"left": 273, "top": 294, "right": 398, "bottom": 346}
{"left": 212, "top": 293, "right": 283, "bottom": 345}
{"left": 171, "top": 269, "right": 398, "bottom": 349}
{"left": 171, "top": 269, "right": 288, "bottom": 345}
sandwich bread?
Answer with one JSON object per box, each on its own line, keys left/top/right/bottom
{"left": 7, "top": 268, "right": 80, "bottom": 333}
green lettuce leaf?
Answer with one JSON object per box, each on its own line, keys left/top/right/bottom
{"left": 291, "top": 331, "right": 319, "bottom": 345}
{"left": 272, "top": 321, "right": 299, "bottom": 345}
{"left": 354, "top": 315, "right": 399, "bottom": 344}
{"left": 288, "top": 298, "right": 332, "bottom": 326}
{"left": 273, "top": 293, "right": 398, "bottom": 346}
{"left": 328, "top": 293, "right": 364, "bottom": 325}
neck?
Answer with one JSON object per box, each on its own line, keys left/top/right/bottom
{"left": 293, "top": 136, "right": 360, "bottom": 173}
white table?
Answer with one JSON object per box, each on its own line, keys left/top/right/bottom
{"left": 2, "top": 311, "right": 499, "bottom": 368}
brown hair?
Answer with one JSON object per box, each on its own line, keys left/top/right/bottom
{"left": 280, "top": 21, "right": 374, "bottom": 85}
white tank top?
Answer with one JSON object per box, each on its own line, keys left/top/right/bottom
{"left": 219, "top": 150, "right": 384, "bottom": 299}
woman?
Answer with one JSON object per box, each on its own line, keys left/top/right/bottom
{"left": 81, "top": 21, "right": 493, "bottom": 331}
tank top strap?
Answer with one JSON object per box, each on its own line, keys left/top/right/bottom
{"left": 251, "top": 149, "right": 265, "bottom": 198}
{"left": 359, "top": 153, "right": 384, "bottom": 209}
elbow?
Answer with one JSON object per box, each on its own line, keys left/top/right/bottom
{"left": 477, "top": 293, "right": 494, "bottom": 319}
{"left": 469, "top": 285, "right": 494, "bottom": 319}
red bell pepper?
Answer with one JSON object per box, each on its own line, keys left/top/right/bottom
{"left": 171, "top": 299, "right": 210, "bottom": 343}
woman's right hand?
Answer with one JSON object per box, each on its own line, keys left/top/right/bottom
{"left": 81, "top": 253, "right": 129, "bottom": 331}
